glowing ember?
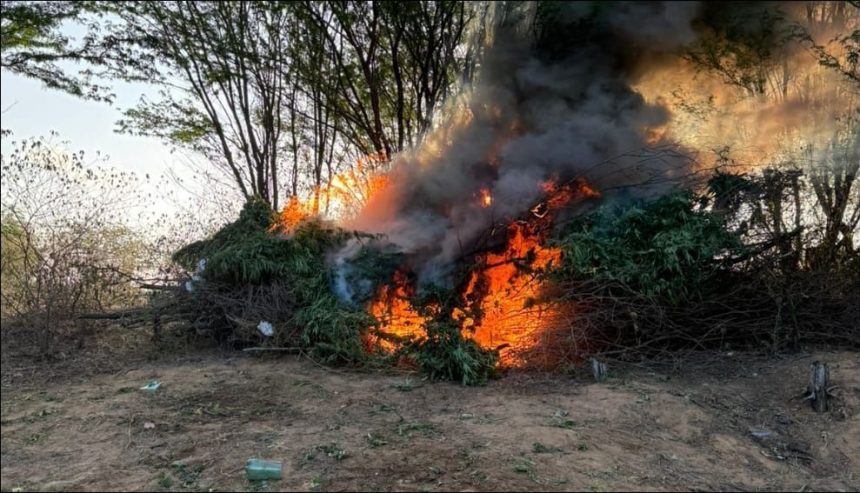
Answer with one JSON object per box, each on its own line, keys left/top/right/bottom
{"left": 479, "top": 188, "right": 493, "bottom": 207}
{"left": 367, "top": 270, "right": 429, "bottom": 352}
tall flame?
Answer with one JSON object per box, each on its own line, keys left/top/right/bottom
{"left": 364, "top": 178, "right": 600, "bottom": 368}
{"left": 273, "top": 152, "right": 390, "bottom": 233}
{"left": 454, "top": 220, "right": 568, "bottom": 367}
{"left": 457, "top": 179, "right": 599, "bottom": 367}
{"left": 367, "top": 270, "right": 430, "bottom": 353}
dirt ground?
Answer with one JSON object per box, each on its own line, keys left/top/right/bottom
{"left": 1, "top": 327, "right": 858, "bottom": 492}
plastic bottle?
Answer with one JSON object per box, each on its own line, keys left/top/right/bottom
{"left": 245, "top": 459, "right": 282, "bottom": 481}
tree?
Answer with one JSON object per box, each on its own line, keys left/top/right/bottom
{"left": 0, "top": 1, "right": 113, "bottom": 101}
{"left": 3, "top": 1, "right": 473, "bottom": 213}
{"left": 110, "top": 1, "right": 293, "bottom": 209}
{"left": 295, "top": 1, "right": 471, "bottom": 156}
{"left": 797, "top": 0, "right": 860, "bottom": 85}
{"left": 0, "top": 135, "right": 148, "bottom": 353}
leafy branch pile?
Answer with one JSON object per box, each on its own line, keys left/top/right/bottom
{"left": 547, "top": 177, "right": 859, "bottom": 364}
{"left": 158, "top": 197, "right": 498, "bottom": 383}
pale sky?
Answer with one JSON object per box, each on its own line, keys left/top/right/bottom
{"left": 1, "top": 70, "right": 177, "bottom": 184}
{"left": 0, "top": 66, "right": 233, "bottom": 236}
{"left": 0, "top": 15, "right": 189, "bottom": 210}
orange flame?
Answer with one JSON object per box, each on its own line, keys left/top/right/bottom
{"left": 367, "top": 270, "right": 429, "bottom": 352}
{"left": 326, "top": 152, "right": 390, "bottom": 220}
{"left": 272, "top": 152, "right": 391, "bottom": 232}
{"left": 454, "top": 220, "right": 570, "bottom": 367}
{"left": 479, "top": 188, "right": 493, "bottom": 207}
{"left": 365, "top": 178, "right": 600, "bottom": 368}
{"left": 272, "top": 195, "right": 312, "bottom": 234}
{"left": 456, "top": 179, "right": 598, "bottom": 367}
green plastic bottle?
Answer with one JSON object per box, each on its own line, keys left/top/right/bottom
{"left": 245, "top": 459, "right": 282, "bottom": 481}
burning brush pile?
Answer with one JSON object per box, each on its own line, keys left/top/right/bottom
{"left": 152, "top": 2, "right": 859, "bottom": 384}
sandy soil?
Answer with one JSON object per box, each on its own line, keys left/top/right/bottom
{"left": 1, "top": 328, "right": 858, "bottom": 492}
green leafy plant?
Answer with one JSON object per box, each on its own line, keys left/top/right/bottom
{"left": 409, "top": 318, "right": 498, "bottom": 386}
{"left": 553, "top": 192, "right": 741, "bottom": 304}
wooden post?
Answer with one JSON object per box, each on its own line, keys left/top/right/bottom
{"left": 807, "top": 361, "right": 829, "bottom": 413}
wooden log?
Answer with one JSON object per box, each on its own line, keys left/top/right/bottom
{"left": 242, "top": 347, "right": 302, "bottom": 353}
{"left": 806, "top": 361, "right": 829, "bottom": 413}
{"left": 77, "top": 308, "right": 149, "bottom": 320}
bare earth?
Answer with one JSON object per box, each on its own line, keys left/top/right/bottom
{"left": 1, "top": 329, "right": 858, "bottom": 492}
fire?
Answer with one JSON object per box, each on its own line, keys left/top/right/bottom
{"left": 364, "top": 178, "right": 600, "bottom": 368}
{"left": 367, "top": 270, "right": 429, "bottom": 352}
{"left": 479, "top": 188, "right": 493, "bottom": 207}
{"left": 272, "top": 195, "right": 312, "bottom": 234}
{"left": 325, "top": 152, "right": 390, "bottom": 219}
{"left": 457, "top": 179, "right": 598, "bottom": 367}
{"left": 272, "top": 152, "right": 390, "bottom": 232}
{"left": 455, "top": 220, "right": 570, "bottom": 367}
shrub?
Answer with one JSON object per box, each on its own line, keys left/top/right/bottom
{"left": 167, "top": 197, "right": 375, "bottom": 362}
{"left": 1, "top": 136, "right": 148, "bottom": 354}
{"left": 409, "top": 318, "right": 498, "bottom": 386}
{"left": 552, "top": 192, "right": 742, "bottom": 304}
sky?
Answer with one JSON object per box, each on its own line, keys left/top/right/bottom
{"left": 1, "top": 70, "right": 177, "bottom": 169}
{"left": 0, "top": 64, "right": 227, "bottom": 236}
{"left": 0, "top": 14, "right": 190, "bottom": 214}
{"left": 1, "top": 69, "right": 179, "bottom": 188}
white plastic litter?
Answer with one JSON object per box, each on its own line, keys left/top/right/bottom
{"left": 140, "top": 380, "right": 161, "bottom": 391}
{"left": 257, "top": 320, "right": 274, "bottom": 337}
{"left": 184, "top": 280, "right": 195, "bottom": 292}
{"left": 750, "top": 428, "right": 773, "bottom": 439}
{"left": 196, "top": 258, "right": 207, "bottom": 273}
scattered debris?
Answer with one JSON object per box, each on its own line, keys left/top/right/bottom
{"left": 143, "top": 422, "right": 156, "bottom": 430}
{"left": 749, "top": 428, "right": 772, "bottom": 439}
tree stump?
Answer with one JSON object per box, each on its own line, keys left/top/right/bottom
{"left": 807, "top": 361, "right": 829, "bottom": 413}
{"left": 591, "top": 358, "right": 607, "bottom": 382}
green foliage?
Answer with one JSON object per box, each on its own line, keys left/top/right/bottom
{"left": 553, "top": 193, "right": 742, "bottom": 304}
{"left": 0, "top": 1, "right": 114, "bottom": 101}
{"left": 171, "top": 196, "right": 373, "bottom": 362}
{"left": 173, "top": 197, "right": 277, "bottom": 283}
{"left": 118, "top": 98, "right": 212, "bottom": 148}
{"left": 296, "top": 293, "right": 373, "bottom": 365}
{"left": 409, "top": 318, "right": 498, "bottom": 386}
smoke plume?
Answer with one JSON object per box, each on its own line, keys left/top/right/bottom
{"left": 336, "top": 1, "right": 858, "bottom": 290}
{"left": 338, "top": 1, "right": 701, "bottom": 286}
